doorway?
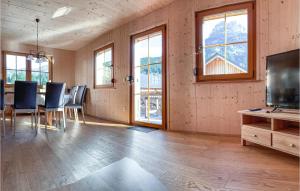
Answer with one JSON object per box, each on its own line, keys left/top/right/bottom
{"left": 130, "top": 25, "right": 166, "bottom": 129}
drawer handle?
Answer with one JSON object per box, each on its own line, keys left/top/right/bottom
{"left": 289, "top": 144, "right": 296, "bottom": 148}
{"left": 252, "top": 134, "right": 257, "bottom": 137}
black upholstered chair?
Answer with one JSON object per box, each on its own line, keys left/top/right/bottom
{"left": 65, "top": 86, "right": 78, "bottom": 118}
{"left": 65, "top": 85, "right": 86, "bottom": 123}
{"left": 0, "top": 80, "right": 6, "bottom": 136}
{"left": 12, "top": 81, "right": 38, "bottom": 135}
{"left": 38, "top": 82, "right": 66, "bottom": 132}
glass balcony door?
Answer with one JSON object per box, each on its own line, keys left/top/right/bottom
{"left": 131, "top": 26, "right": 166, "bottom": 129}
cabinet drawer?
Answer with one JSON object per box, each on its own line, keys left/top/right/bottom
{"left": 242, "top": 126, "right": 271, "bottom": 146}
{"left": 273, "top": 133, "right": 299, "bottom": 156}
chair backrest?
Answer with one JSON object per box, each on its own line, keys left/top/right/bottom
{"left": 0, "top": 80, "right": 4, "bottom": 110}
{"left": 45, "top": 82, "right": 66, "bottom": 108}
{"left": 75, "top": 85, "right": 86, "bottom": 105}
{"left": 14, "top": 81, "right": 37, "bottom": 109}
{"left": 69, "top": 86, "right": 78, "bottom": 104}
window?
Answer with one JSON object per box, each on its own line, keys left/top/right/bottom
{"left": 5, "top": 54, "right": 27, "bottom": 84}
{"left": 31, "top": 58, "right": 50, "bottom": 85}
{"left": 195, "top": 2, "right": 255, "bottom": 81}
{"left": 94, "top": 43, "right": 114, "bottom": 88}
{"left": 3, "top": 51, "right": 52, "bottom": 86}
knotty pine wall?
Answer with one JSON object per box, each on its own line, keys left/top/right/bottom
{"left": 75, "top": 0, "right": 300, "bottom": 135}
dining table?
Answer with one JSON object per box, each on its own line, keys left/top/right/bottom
{"left": 4, "top": 91, "right": 71, "bottom": 126}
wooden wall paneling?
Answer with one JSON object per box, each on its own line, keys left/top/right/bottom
{"left": 168, "top": 0, "right": 197, "bottom": 132}
{"left": 75, "top": 0, "right": 299, "bottom": 135}
{"left": 257, "top": 0, "right": 269, "bottom": 80}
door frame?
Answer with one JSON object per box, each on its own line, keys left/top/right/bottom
{"left": 129, "top": 25, "right": 167, "bottom": 129}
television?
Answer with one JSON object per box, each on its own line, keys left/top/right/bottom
{"left": 266, "top": 49, "right": 299, "bottom": 109}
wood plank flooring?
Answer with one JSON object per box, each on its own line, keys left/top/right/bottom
{"left": 1, "top": 115, "right": 299, "bottom": 191}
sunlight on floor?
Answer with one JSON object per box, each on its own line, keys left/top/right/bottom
{"left": 23, "top": 121, "right": 60, "bottom": 131}
{"left": 84, "top": 120, "right": 130, "bottom": 128}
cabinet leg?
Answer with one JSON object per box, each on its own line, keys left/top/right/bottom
{"left": 241, "top": 139, "right": 246, "bottom": 146}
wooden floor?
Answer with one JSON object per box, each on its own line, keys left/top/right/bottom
{"left": 1, "top": 115, "right": 299, "bottom": 191}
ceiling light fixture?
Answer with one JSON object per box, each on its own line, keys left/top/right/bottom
{"left": 52, "top": 6, "right": 72, "bottom": 18}
{"left": 27, "top": 18, "right": 48, "bottom": 63}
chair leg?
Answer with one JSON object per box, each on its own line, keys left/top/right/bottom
{"left": 45, "top": 111, "right": 48, "bottom": 133}
{"left": 62, "top": 110, "right": 66, "bottom": 132}
{"left": 31, "top": 113, "right": 33, "bottom": 129}
{"left": 81, "top": 107, "right": 86, "bottom": 124}
{"left": 76, "top": 109, "right": 79, "bottom": 122}
{"left": 2, "top": 110, "right": 5, "bottom": 137}
{"left": 38, "top": 109, "right": 41, "bottom": 129}
{"left": 69, "top": 108, "right": 72, "bottom": 118}
{"left": 34, "top": 111, "right": 38, "bottom": 134}
{"left": 13, "top": 110, "right": 16, "bottom": 136}
{"left": 10, "top": 110, "right": 13, "bottom": 128}
{"left": 53, "top": 112, "right": 58, "bottom": 127}
{"left": 73, "top": 109, "right": 77, "bottom": 121}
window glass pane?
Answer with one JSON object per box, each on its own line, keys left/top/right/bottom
{"left": 139, "top": 66, "right": 148, "bottom": 90}
{"left": 203, "top": 15, "right": 225, "bottom": 46}
{"left": 134, "top": 66, "right": 148, "bottom": 95}
{"left": 6, "top": 55, "right": 16, "bottom": 69}
{"left": 31, "top": 60, "right": 40, "bottom": 71}
{"left": 149, "top": 33, "right": 162, "bottom": 65}
{"left": 96, "top": 52, "right": 104, "bottom": 70}
{"left": 6, "top": 70, "right": 16, "bottom": 84}
{"left": 102, "top": 67, "right": 112, "bottom": 84}
{"left": 41, "top": 73, "right": 49, "bottom": 85}
{"left": 103, "top": 60, "right": 112, "bottom": 68}
{"left": 225, "top": 43, "right": 248, "bottom": 73}
{"left": 135, "top": 38, "right": 148, "bottom": 67}
{"left": 17, "top": 56, "right": 26, "bottom": 70}
{"left": 16, "top": 70, "right": 26, "bottom": 81}
{"left": 104, "top": 49, "right": 112, "bottom": 63}
{"left": 134, "top": 94, "right": 147, "bottom": 123}
{"left": 149, "top": 94, "right": 162, "bottom": 124}
{"left": 31, "top": 71, "right": 40, "bottom": 84}
{"left": 203, "top": 46, "right": 225, "bottom": 75}
{"left": 40, "top": 61, "right": 49, "bottom": 72}
{"left": 96, "top": 67, "right": 112, "bottom": 85}
{"left": 226, "top": 9, "right": 248, "bottom": 43}
{"left": 149, "top": 64, "right": 162, "bottom": 90}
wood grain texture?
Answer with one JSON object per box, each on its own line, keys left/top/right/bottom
{"left": 1, "top": 116, "right": 299, "bottom": 191}
{"left": 1, "top": 0, "right": 175, "bottom": 50}
{"left": 74, "top": 0, "right": 300, "bottom": 135}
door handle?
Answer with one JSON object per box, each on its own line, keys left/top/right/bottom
{"left": 125, "top": 75, "right": 134, "bottom": 84}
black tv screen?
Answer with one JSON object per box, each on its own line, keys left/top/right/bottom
{"left": 266, "top": 49, "right": 299, "bottom": 109}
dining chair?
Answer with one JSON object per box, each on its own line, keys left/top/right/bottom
{"left": 66, "top": 86, "right": 78, "bottom": 118}
{"left": 12, "top": 81, "right": 38, "bottom": 135}
{"left": 38, "top": 82, "right": 66, "bottom": 132}
{"left": 65, "top": 85, "right": 87, "bottom": 124}
{"left": 0, "top": 80, "right": 6, "bottom": 137}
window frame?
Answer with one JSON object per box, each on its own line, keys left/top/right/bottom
{"left": 2, "top": 51, "right": 53, "bottom": 87}
{"left": 93, "top": 43, "right": 115, "bottom": 89}
{"left": 195, "top": 1, "right": 256, "bottom": 82}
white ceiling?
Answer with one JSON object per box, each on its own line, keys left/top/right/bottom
{"left": 1, "top": 0, "right": 174, "bottom": 50}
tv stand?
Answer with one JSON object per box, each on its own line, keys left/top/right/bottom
{"left": 239, "top": 110, "right": 299, "bottom": 156}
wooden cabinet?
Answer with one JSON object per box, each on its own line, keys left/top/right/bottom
{"left": 272, "top": 133, "right": 299, "bottom": 156}
{"left": 242, "top": 125, "right": 271, "bottom": 146}
{"left": 239, "top": 110, "right": 300, "bottom": 156}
